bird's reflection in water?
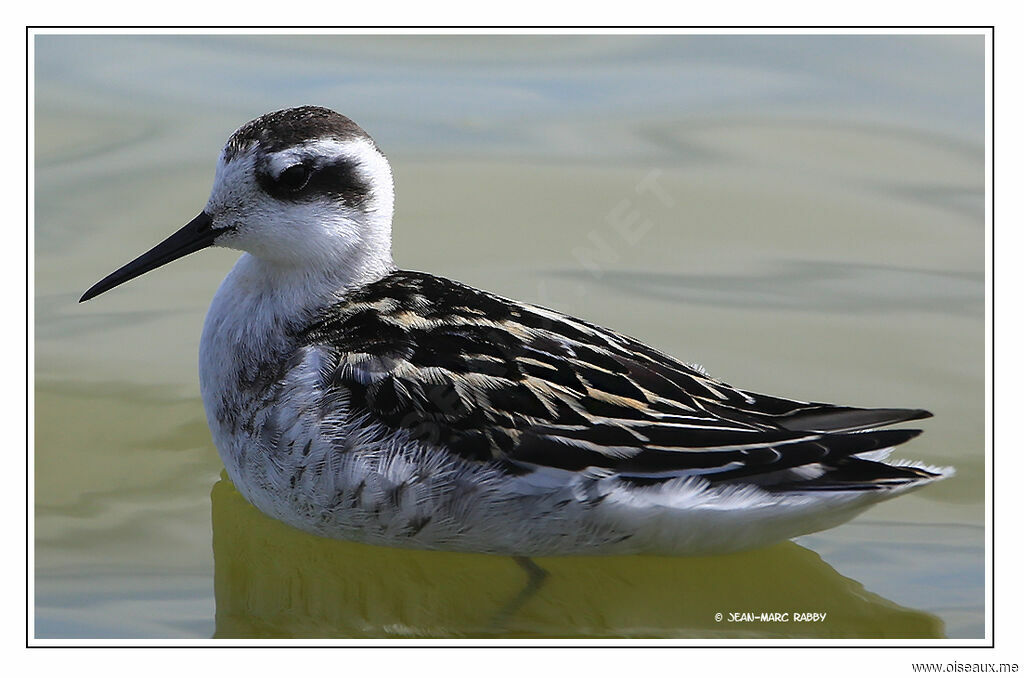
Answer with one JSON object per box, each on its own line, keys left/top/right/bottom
{"left": 211, "top": 473, "right": 944, "bottom": 639}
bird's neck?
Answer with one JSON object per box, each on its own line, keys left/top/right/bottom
{"left": 198, "top": 247, "right": 396, "bottom": 434}
{"left": 227, "top": 247, "right": 395, "bottom": 318}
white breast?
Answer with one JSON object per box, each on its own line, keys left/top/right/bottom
{"left": 200, "top": 254, "right": 302, "bottom": 472}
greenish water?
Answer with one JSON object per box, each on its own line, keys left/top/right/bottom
{"left": 34, "top": 34, "right": 985, "bottom": 639}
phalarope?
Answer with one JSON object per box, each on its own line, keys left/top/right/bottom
{"left": 81, "top": 106, "right": 952, "bottom": 558}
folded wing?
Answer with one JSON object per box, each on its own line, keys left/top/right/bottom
{"left": 300, "top": 271, "right": 936, "bottom": 490}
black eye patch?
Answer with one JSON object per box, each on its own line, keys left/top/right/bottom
{"left": 257, "top": 158, "right": 371, "bottom": 208}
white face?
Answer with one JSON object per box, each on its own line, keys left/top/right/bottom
{"left": 205, "top": 136, "right": 396, "bottom": 269}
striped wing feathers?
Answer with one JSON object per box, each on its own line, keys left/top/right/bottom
{"left": 300, "top": 271, "right": 930, "bottom": 483}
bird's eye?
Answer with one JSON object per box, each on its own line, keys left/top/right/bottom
{"left": 278, "top": 164, "right": 312, "bottom": 191}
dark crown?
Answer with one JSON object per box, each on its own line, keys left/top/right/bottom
{"left": 223, "top": 106, "right": 378, "bottom": 161}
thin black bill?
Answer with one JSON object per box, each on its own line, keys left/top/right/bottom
{"left": 80, "top": 212, "right": 218, "bottom": 303}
